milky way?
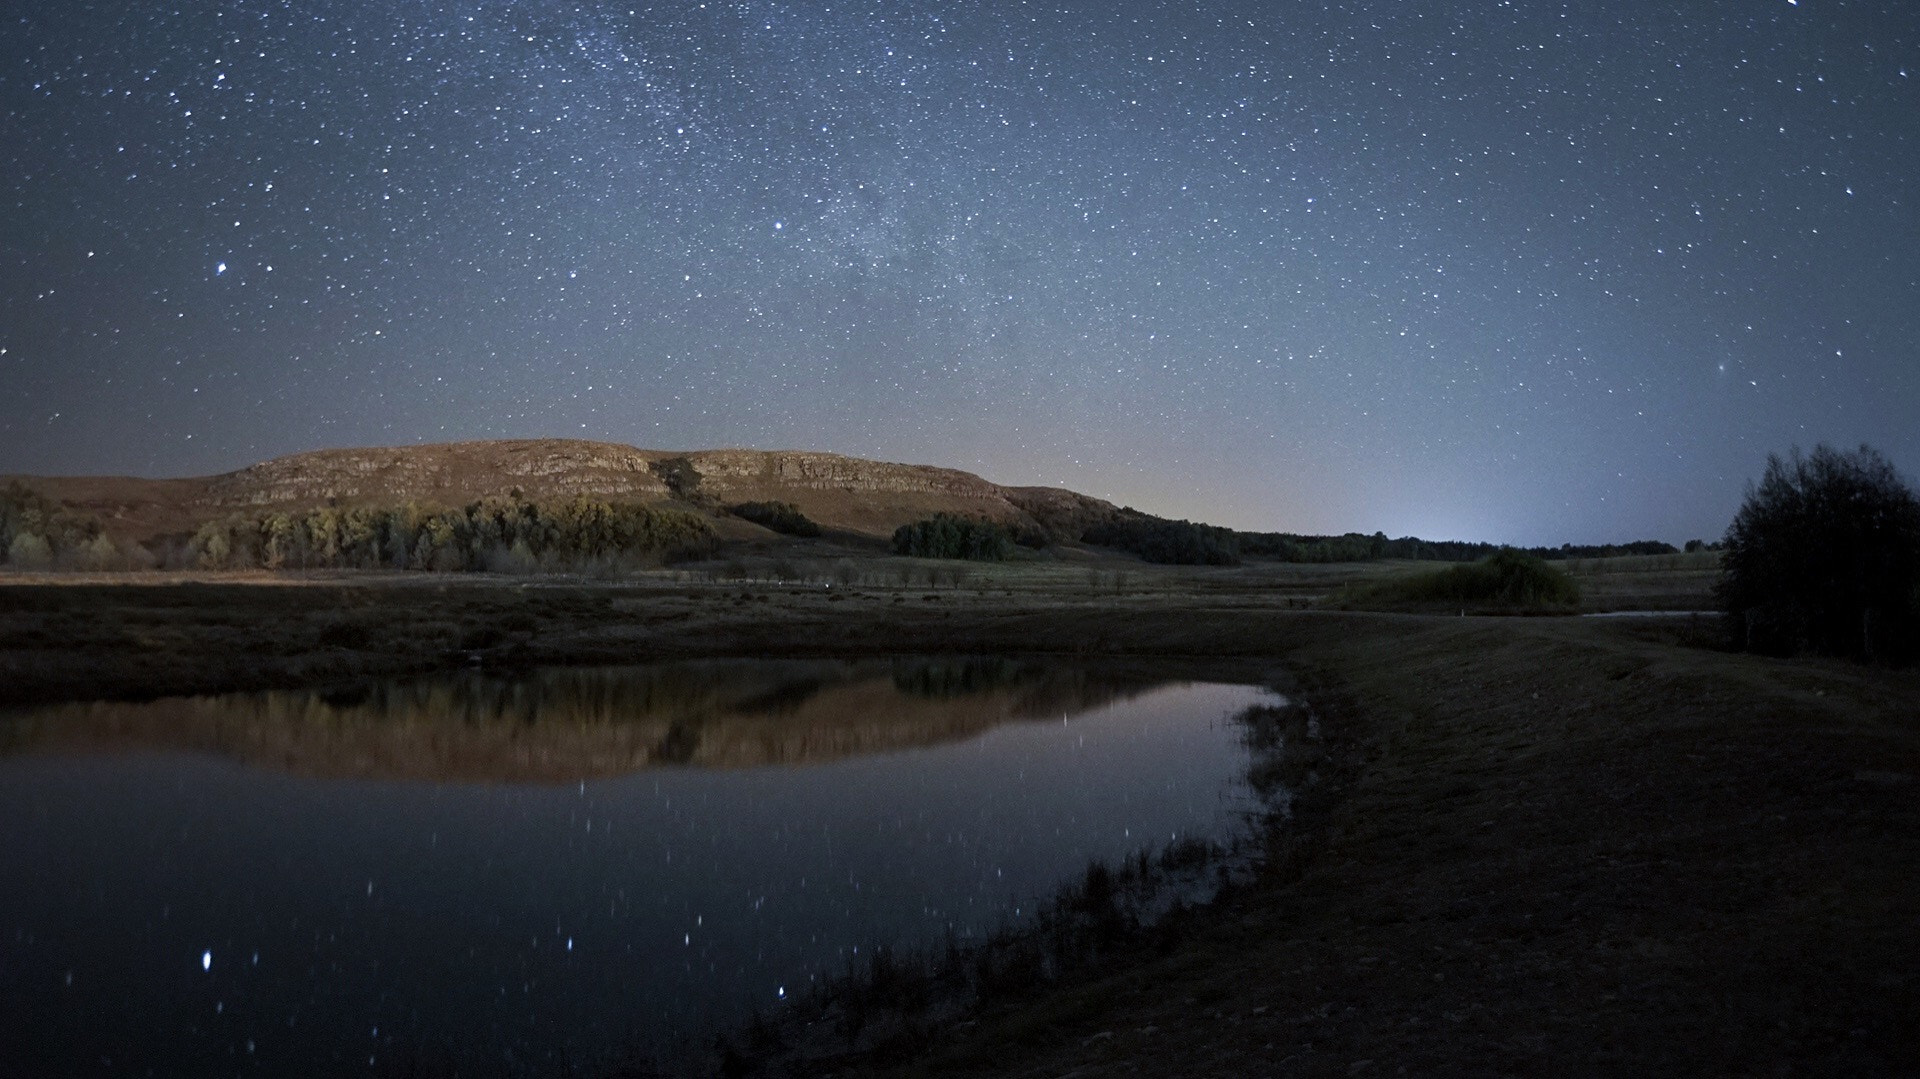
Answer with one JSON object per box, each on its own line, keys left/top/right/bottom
{"left": 4, "top": 1, "right": 1916, "bottom": 544}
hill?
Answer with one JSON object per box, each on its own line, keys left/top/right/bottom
{"left": 4, "top": 439, "right": 1120, "bottom": 546}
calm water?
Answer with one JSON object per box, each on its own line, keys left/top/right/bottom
{"left": 0, "top": 658, "right": 1276, "bottom": 1076}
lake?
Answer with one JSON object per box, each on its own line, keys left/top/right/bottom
{"left": 0, "top": 658, "right": 1278, "bottom": 1076}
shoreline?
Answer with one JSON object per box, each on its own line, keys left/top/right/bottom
{"left": 4, "top": 574, "right": 1918, "bottom": 1074}
{"left": 850, "top": 610, "right": 1920, "bottom": 1076}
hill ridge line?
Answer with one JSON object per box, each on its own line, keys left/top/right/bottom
{"left": 7, "top": 438, "right": 1119, "bottom": 544}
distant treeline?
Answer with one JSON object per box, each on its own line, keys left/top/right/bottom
{"left": 189, "top": 495, "right": 718, "bottom": 572}
{"left": 1080, "top": 508, "right": 1681, "bottom": 566}
{"left": 891, "top": 513, "right": 1014, "bottom": 561}
{"left": 1082, "top": 514, "right": 1239, "bottom": 565}
{"left": 0, "top": 482, "right": 127, "bottom": 570}
{"left": 885, "top": 505, "right": 1682, "bottom": 567}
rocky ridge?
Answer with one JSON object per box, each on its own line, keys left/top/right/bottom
{"left": 11, "top": 438, "right": 1120, "bottom": 543}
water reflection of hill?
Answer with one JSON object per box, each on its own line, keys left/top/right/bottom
{"left": 0, "top": 659, "right": 1164, "bottom": 783}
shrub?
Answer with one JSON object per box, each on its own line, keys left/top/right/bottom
{"left": 79, "top": 533, "right": 121, "bottom": 570}
{"left": 1717, "top": 444, "right": 1920, "bottom": 662}
{"left": 1009, "top": 523, "right": 1053, "bottom": 549}
{"left": 315, "top": 618, "right": 375, "bottom": 650}
{"left": 6, "top": 530, "right": 52, "bottom": 570}
{"left": 1337, "top": 549, "right": 1580, "bottom": 611}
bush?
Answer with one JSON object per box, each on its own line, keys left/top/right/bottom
{"left": 315, "top": 618, "right": 375, "bottom": 650}
{"left": 6, "top": 530, "right": 52, "bottom": 570}
{"left": 730, "top": 500, "right": 822, "bottom": 537}
{"left": 1338, "top": 549, "right": 1581, "bottom": 611}
{"left": 1717, "top": 444, "right": 1920, "bottom": 662}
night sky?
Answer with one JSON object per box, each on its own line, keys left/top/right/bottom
{"left": 4, "top": 2, "right": 1916, "bottom": 545}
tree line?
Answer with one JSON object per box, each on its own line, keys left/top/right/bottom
{"left": 0, "top": 482, "right": 123, "bottom": 570}
{"left": 891, "top": 513, "right": 1014, "bottom": 561}
{"left": 188, "top": 494, "right": 718, "bottom": 572}
{"left": 1081, "top": 514, "right": 1240, "bottom": 565}
{"left": 1080, "top": 507, "right": 1680, "bottom": 567}
{"left": 882, "top": 505, "right": 1687, "bottom": 568}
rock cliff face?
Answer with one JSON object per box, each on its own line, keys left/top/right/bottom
{"left": 678, "top": 449, "right": 1006, "bottom": 499}
{"left": 13, "top": 439, "right": 1120, "bottom": 543}
{"left": 198, "top": 440, "right": 673, "bottom": 509}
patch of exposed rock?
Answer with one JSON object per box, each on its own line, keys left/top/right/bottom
{"left": 197, "top": 439, "right": 672, "bottom": 510}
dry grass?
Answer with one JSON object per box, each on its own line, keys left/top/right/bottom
{"left": 0, "top": 560, "right": 1389, "bottom": 705}
{"left": 1561, "top": 549, "right": 1722, "bottom": 611}
{"left": 839, "top": 615, "right": 1920, "bottom": 1078}
{"left": 0, "top": 553, "right": 1722, "bottom": 709}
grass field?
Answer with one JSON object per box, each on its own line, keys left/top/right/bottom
{"left": 0, "top": 553, "right": 1719, "bottom": 707}
{"left": 5, "top": 553, "right": 1916, "bottom": 1075}
{"left": 1559, "top": 549, "right": 1723, "bottom": 612}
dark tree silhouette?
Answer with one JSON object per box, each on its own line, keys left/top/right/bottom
{"left": 891, "top": 514, "right": 1013, "bottom": 560}
{"left": 1717, "top": 444, "right": 1920, "bottom": 662}
{"left": 1081, "top": 512, "right": 1239, "bottom": 565}
{"left": 730, "top": 501, "right": 822, "bottom": 537}
{"left": 1082, "top": 505, "right": 1674, "bottom": 566}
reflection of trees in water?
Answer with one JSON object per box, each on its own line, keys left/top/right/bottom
{"left": 891, "top": 657, "right": 1019, "bottom": 699}
{"left": 291, "top": 660, "right": 855, "bottom": 733}
{"left": 727, "top": 673, "right": 833, "bottom": 716}
{"left": 890, "top": 657, "right": 1163, "bottom": 719}
{"left": 1, "top": 660, "right": 1167, "bottom": 783}
{"left": 1003, "top": 666, "right": 1160, "bottom": 720}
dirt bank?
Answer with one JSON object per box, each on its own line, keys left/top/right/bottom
{"left": 848, "top": 617, "right": 1920, "bottom": 1077}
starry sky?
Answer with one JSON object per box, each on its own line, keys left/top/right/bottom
{"left": 4, "top": 1, "right": 1917, "bottom": 545}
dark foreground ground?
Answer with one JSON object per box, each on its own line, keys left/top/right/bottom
{"left": 2, "top": 564, "right": 1916, "bottom": 1075}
